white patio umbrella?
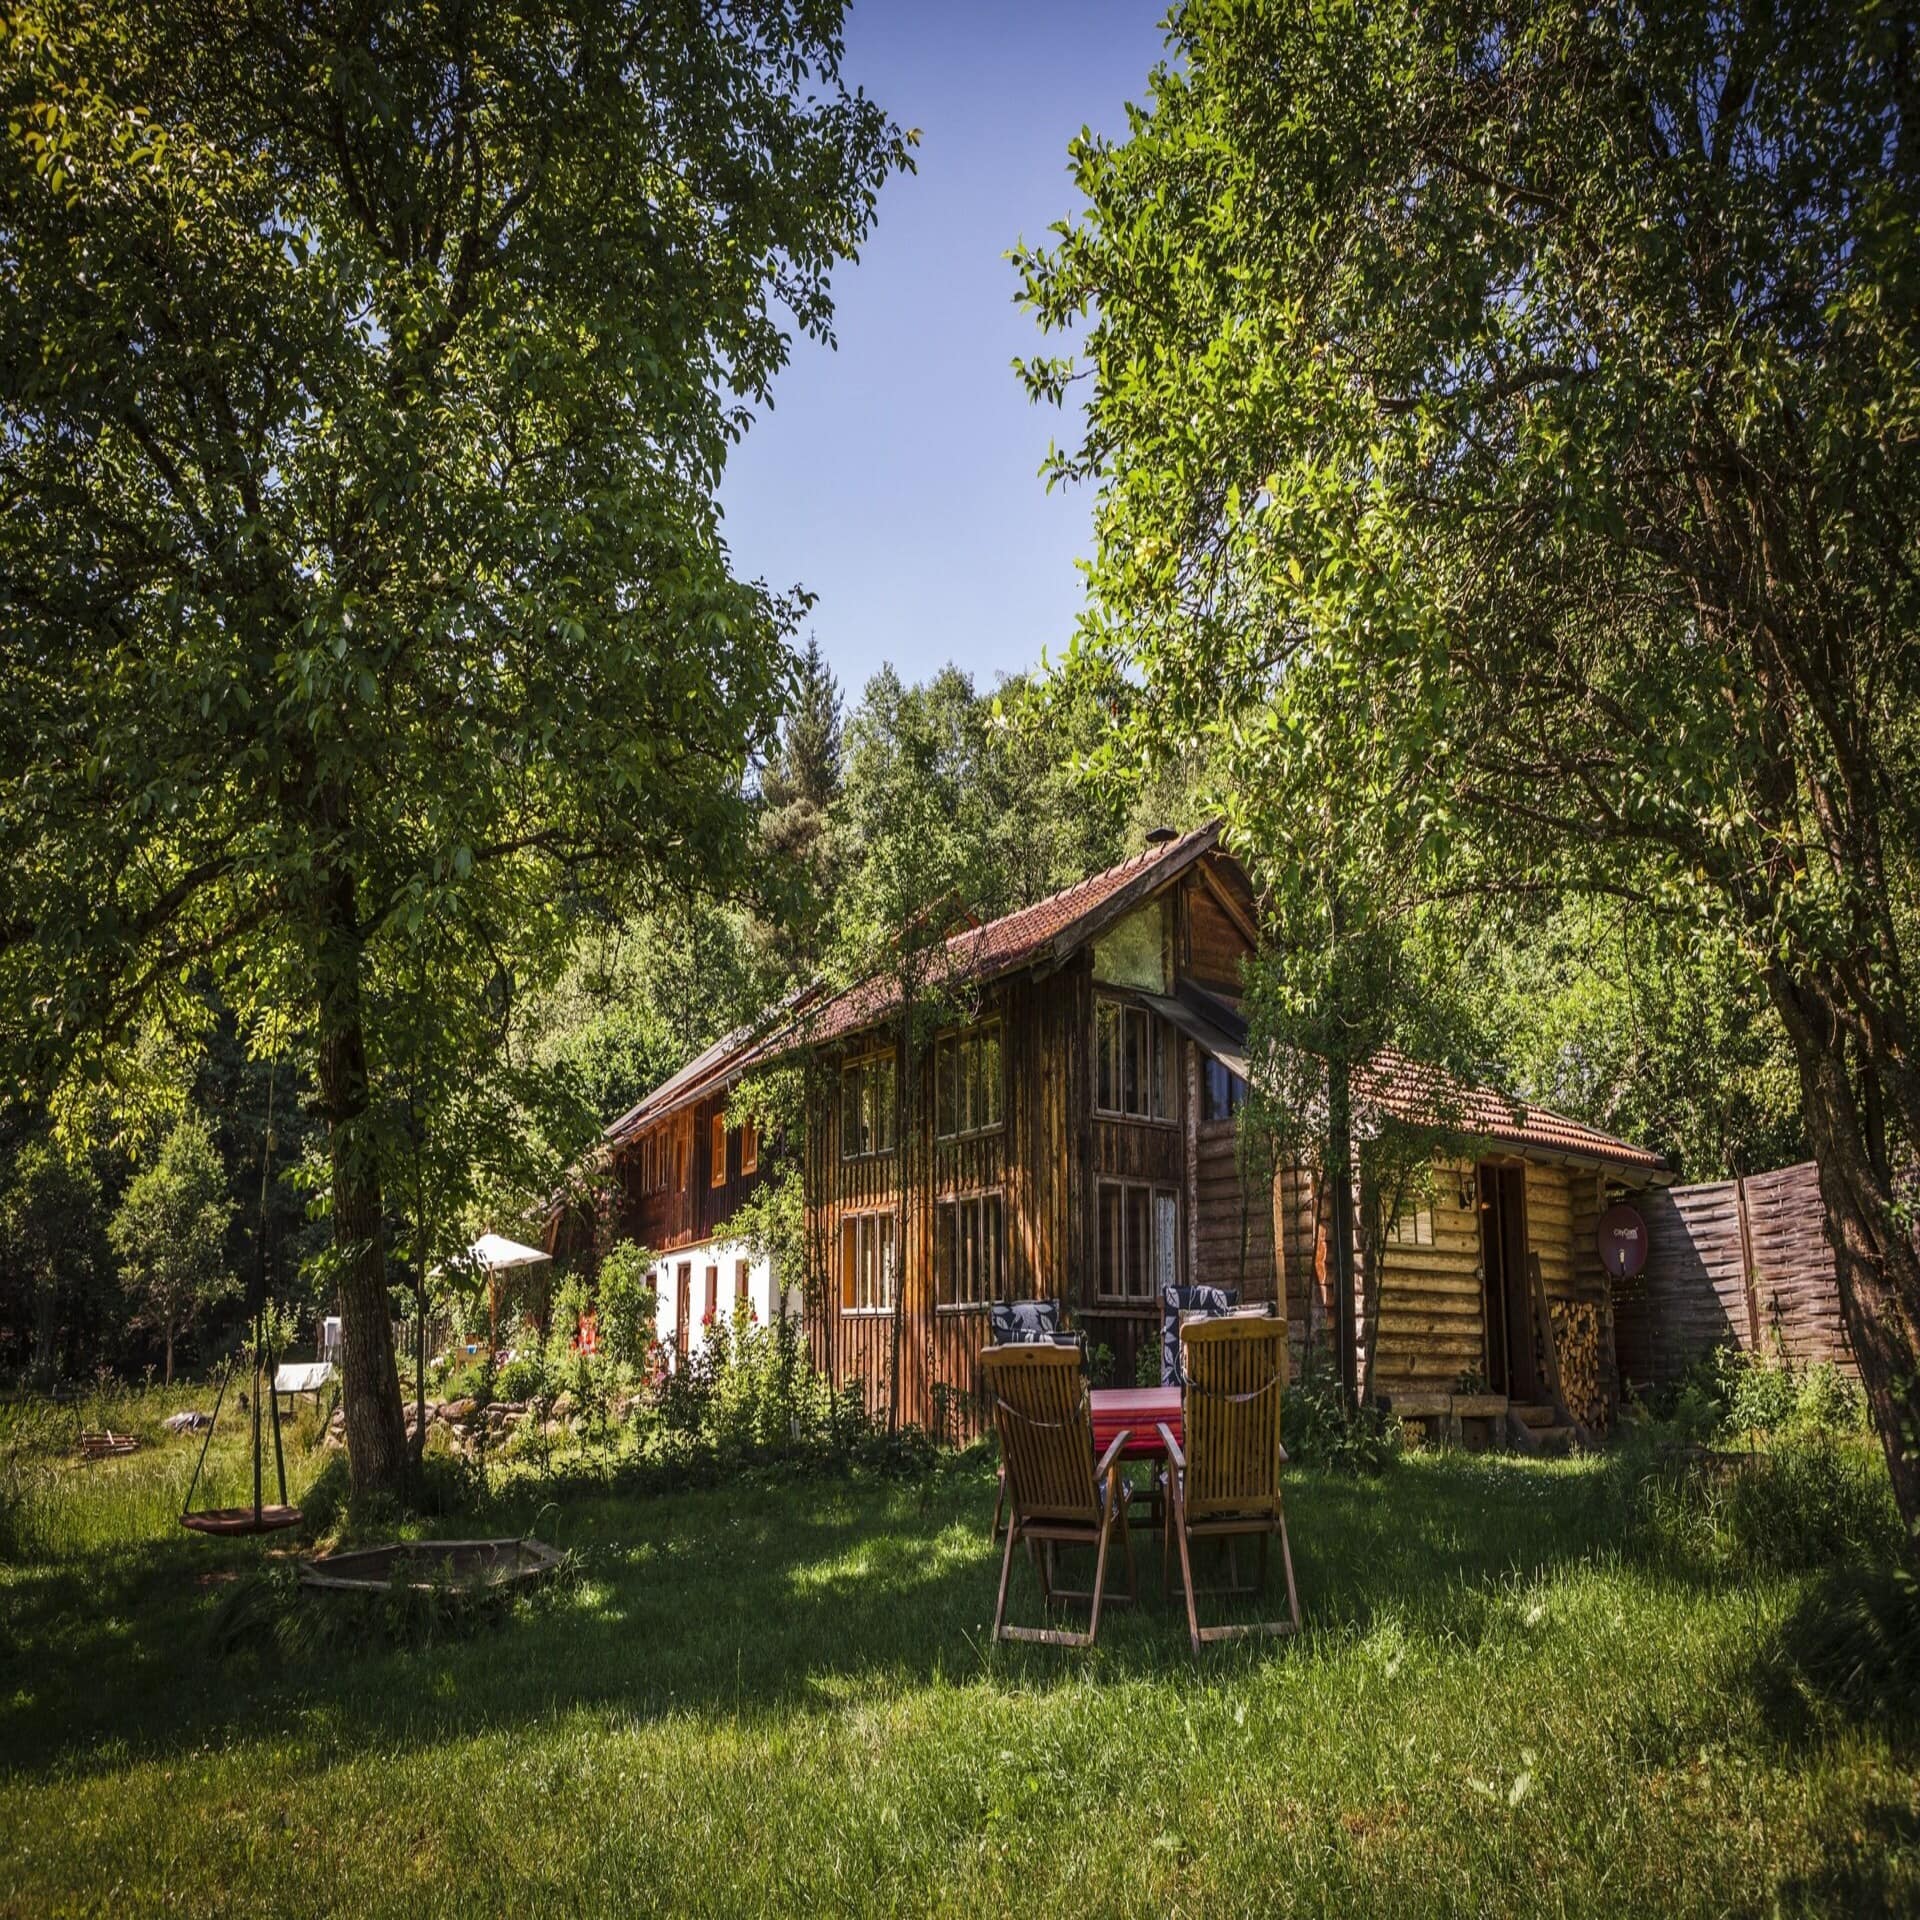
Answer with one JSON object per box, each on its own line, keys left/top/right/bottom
{"left": 439, "top": 1234, "right": 552, "bottom": 1346}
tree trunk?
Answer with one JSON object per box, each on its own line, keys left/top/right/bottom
{"left": 1770, "top": 967, "right": 1920, "bottom": 1570}
{"left": 163, "top": 1321, "right": 174, "bottom": 1387}
{"left": 312, "top": 868, "right": 410, "bottom": 1499}
{"left": 1327, "top": 1057, "right": 1358, "bottom": 1408}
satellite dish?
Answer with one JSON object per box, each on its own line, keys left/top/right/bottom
{"left": 1596, "top": 1202, "right": 1649, "bottom": 1279}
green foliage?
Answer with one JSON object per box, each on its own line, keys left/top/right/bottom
{"left": 1285, "top": 1354, "right": 1403, "bottom": 1475}
{"left": 1018, "top": 0, "right": 1920, "bottom": 1549}
{"left": 106, "top": 1116, "right": 238, "bottom": 1382}
{"left": 0, "top": 1126, "right": 107, "bottom": 1384}
{"left": 592, "top": 1242, "right": 658, "bottom": 1373}
{"left": 0, "top": 0, "right": 911, "bottom": 1489}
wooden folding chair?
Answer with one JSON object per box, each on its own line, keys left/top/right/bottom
{"left": 1161, "top": 1313, "right": 1301, "bottom": 1653}
{"left": 982, "top": 1344, "right": 1135, "bottom": 1648}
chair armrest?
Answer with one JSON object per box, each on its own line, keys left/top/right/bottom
{"left": 1094, "top": 1430, "right": 1131, "bottom": 1482}
{"left": 1157, "top": 1422, "right": 1185, "bottom": 1469}
{"left": 1277, "top": 1442, "right": 1289, "bottom": 1466}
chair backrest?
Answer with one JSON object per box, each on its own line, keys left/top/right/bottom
{"left": 1180, "top": 1314, "right": 1287, "bottom": 1519}
{"left": 1161, "top": 1284, "right": 1239, "bottom": 1386}
{"left": 980, "top": 1344, "right": 1100, "bottom": 1527}
{"left": 989, "top": 1298, "right": 1065, "bottom": 1346}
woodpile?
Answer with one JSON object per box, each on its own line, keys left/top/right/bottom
{"left": 1549, "top": 1299, "right": 1606, "bottom": 1430}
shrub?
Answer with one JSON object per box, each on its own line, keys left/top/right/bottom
{"left": 594, "top": 1241, "right": 658, "bottom": 1371}
{"left": 1286, "top": 1354, "right": 1400, "bottom": 1474}
{"left": 496, "top": 1355, "right": 547, "bottom": 1404}
{"left": 1603, "top": 1424, "right": 1902, "bottom": 1577}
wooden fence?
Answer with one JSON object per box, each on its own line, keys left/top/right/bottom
{"left": 1611, "top": 1160, "right": 1856, "bottom": 1393}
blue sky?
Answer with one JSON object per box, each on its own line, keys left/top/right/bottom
{"left": 716, "top": 0, "right": 1171, "bottom": 703}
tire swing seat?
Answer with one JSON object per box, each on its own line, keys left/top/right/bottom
{"left": 181, "top": 1504, "right": 305, "bottom": 1538}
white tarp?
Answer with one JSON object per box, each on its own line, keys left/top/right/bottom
{"left": 273, "top": 1362, "right": 335, "bottom": 1395}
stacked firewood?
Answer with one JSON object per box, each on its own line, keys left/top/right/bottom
{"left": 1550, "top": 1299, "right": 1607, "bottom": 1430}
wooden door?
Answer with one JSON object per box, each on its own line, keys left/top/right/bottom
{"left": 674, "top": 1263, "right": 692, "bottom": 1363}
{"left": 1477, "top": 1163, "right": 1537, "bottom": 1400}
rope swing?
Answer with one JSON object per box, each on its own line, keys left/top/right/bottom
{"left": 180, "top": 1058, "right": 303, "bottom": 1537}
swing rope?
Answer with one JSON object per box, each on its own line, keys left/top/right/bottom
{"left": 179, "top": 1058, "right": 301, "bottom": 1537}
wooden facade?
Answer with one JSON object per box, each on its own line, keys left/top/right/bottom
{"left": 590, "top": 826, "right": 1668, "bottom": 1440}
{"left": 606, "top": 1086, "right": 771, "bottom": 1260}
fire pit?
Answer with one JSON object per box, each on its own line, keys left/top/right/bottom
{"left": 299, "top": 1536, "right": 564, "bottom": 1595}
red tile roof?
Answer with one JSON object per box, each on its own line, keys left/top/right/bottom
{"left": 605, "top": 824, "right": 1222, "bottom": 1142}
{"left": 1356, "top": 1047, "right": 1669, "bottom": 1177}
{"left": 603, "top": 824, "right": 1666, "bottom": 1182}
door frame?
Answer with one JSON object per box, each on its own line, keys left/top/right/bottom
{"left": 1477, "top": 1160, "right": 1538, "bottom": 1400}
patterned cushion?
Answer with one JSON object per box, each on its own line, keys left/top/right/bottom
{"left": 1160, "top": 1284, "right": 1240, "bottom": 1387}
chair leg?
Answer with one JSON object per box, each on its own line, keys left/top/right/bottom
{"left": 1258, "top": 1530, "right": 1270, "bottom": 1596}
{"left": 1119, "top": 1490, "right": 1137, "bottom": 1601}
{"left": 1278, "top": 1510, "right": 1301, "bottom": 1632}
{"left": 992, "top": 1515, "right": 1019, "bottom": 1643}
{"left": 990, "top": 1465, "right": 1006, "bottom": 1544}
{"left": 1173, "top": 1489, "right": 1201, "bottom": 1655}
{"left": 1086, "top": 1514, "right": 1112, "bottom": 1644}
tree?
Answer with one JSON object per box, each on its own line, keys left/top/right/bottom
{"left": 1020, "top": 0, "right": 1920, "bottom": 1557}
{"left": 0, "top": 3, "right": 909, "bottom": 1493}
{"left": 0, "top": 1127, "right": 107, "bottom": 1385}
{"left": 109, "top": 1116, "right": 237, "bottom": 1384}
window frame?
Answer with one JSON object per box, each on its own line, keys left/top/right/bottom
{"left": 934, "top": 1021, "right": 1005, "bottom": 1143}
{"left": 1095, "top": 1177, "right": 1181, "bottom": 1302}
{"left": 710, "top": 1111, "right": 728, "bottom": 1188}
{"left": 1093, "top": 996, "right": 1177, "bottom": 1125}
{"left": 934, "top": 1189, "right": 1005, "bottom": 1311}
{"left": 839, "top": 1048, "right": 899, "bottom": 1162}
{"left": 739, "top": 1116, "right": 758, "bottom": 1176}
{"left": 840, "top": 1209, "right": 897, "bottom": 1314}
{"left": 1202, "top": 1056, "right": 1248, "bottom": 1123}
{"left": 1385, "top": 1204, "right": 1436, "bottom": 1248}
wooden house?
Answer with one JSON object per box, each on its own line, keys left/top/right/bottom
{"left": 583, "top": 823, "right": 1670, "bottom": 1444}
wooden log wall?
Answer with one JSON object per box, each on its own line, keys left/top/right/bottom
{"left": 1611, "top": 1160, "right": 1857, "bottom": 1393}
{"left": 1368, "top": 1160, "right": 1485, "bottom": 1397}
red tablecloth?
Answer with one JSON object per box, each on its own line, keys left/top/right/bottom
{"left": 1089, "top": 1386, "right": 1181, "bottom": 1462}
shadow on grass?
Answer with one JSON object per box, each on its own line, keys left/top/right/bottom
{"left": 0, "top": 1446, "right": 1890, "bottom": 1786}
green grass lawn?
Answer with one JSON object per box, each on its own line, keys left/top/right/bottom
{"left": 2, "top": 1398, "right": 1915, "bottom": 1918}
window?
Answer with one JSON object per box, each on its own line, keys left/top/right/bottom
{"left": 1097, "top": 1179, "right": 1180, "bottom": 1300}
{"left": 1386, "top": 1206, "right": 1435, "bottom": 1248}
{"left": 674, "top": 1264, "right": 691, "bottom": 1357}
{"left": 703, "top": 1265, "right": 718, "bottom": 1323}
{"left": 711, "top": 1111, "right": 728, "bottom": 1187}
{"left": 935, "top": 1023, "right": 1004, "bottom": 1139}
{"left": 1202, "top": 1057, "right": 1247, "bottom": 1122}
{"left": 740, "top": 1117, "right": 758, "bottom": 1176}
{"left": 735, "top": 1259, "right": 751, "bottom": 1304}
{"left": 1095, "top": 998, "right": 1175, "bottom": 1121}
{"left": 840, "top": 1051, "right": 898, "bottom": 1159}
{"left": 841, "top": 1211, "right": 896, "bottom": 1312}
{"left": 936, "top": 1192, "right": 1004, "bottom": 1307}
{"left": 638, "top": 1129, "right": 672, "bottom": 1196}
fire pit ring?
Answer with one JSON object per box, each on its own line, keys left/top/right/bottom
{"left": 299, "top": 1536, "right": 564, "bottom": 1596}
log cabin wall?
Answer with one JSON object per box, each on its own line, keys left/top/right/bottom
{"left": 1367, "top": 1161, "right": 1487, "bottom": 1399}
{"left": 610, "top": 1092, "right": 772, "bottom": 1256}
